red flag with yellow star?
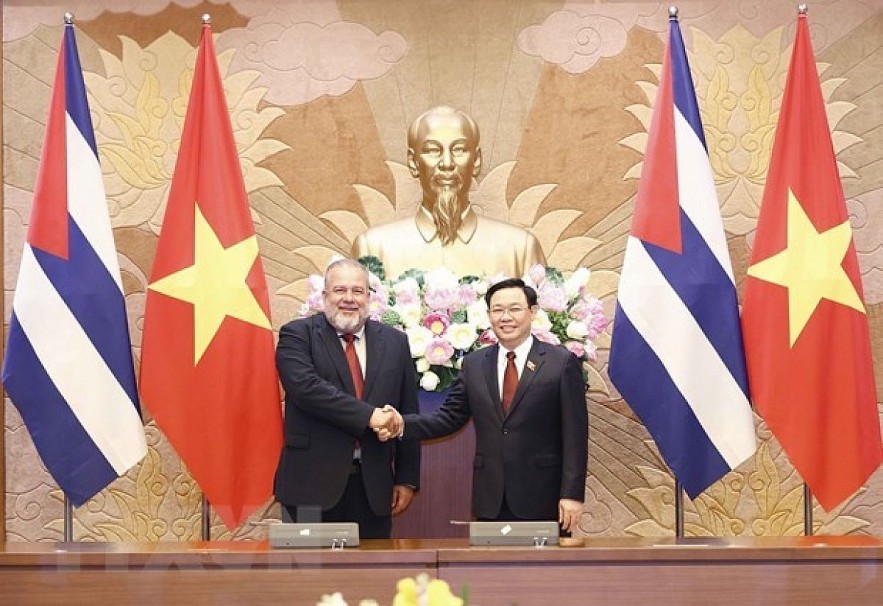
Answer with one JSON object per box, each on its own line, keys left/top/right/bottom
{"left": 140, "top": 20, "right": 282, "bottom": 529}
{"left": 741, "top": 11, "right": 881, "bottom": 511}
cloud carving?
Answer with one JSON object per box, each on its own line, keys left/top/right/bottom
{"left": 5, "top": 1, "right": 407, "bottom": 107}
{"left": 218, "top": 17, "right": 407, "bottom": 106}
{"left": 847, "top": 190, "right": 883, "bottom": 305}
{"left": 518, "top": 10, "right": 629, "bottom": 74}
{"left": 3, "top": 0, "right": 217, "bottom": 41}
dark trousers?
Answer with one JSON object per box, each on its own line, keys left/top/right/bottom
{"left": 281, "top": 465, "right": 391, "bottom": 539}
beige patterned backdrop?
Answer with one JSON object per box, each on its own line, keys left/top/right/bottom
{"left": 3, "top": 0, "right": 882, "bottom": 541}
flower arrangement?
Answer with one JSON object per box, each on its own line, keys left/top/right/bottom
{"left": 316, "top": 573, "right": 465, "bottom": 606}
{"left": 301, "top": 258, "right": 607, "bottom": 392}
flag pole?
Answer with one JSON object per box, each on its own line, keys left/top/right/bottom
{"left": 794, "top": 1, "right": 813, "bottom": 541}
{"left": 63, "top": 495, "right": 73, "bottom": 541}
{"left": 61, "top": 10, "right": 75, "bottom": 545}
{"left": 674, "top": 477, "right": 684, "bottom": 537}
{"left": 794, "top": 2, "right": 820, "bottom": 539}
{"left": 202, "top": 493, "right": 212, "bottom": 540}
{"left": 197, "top": 11, "right": 213, "bottom": 544}
{"left": 803, "top": 484, "right": 814, "bottom": 535}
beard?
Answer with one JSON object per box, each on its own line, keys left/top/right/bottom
{"left": 432, "top": 184, "right": 465, "bottom": 245}
{"left": 326, "top": 308, "right": 367, "bottom": 333}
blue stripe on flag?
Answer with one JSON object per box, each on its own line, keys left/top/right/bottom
{"left": 63, "top": 26, "right": 97, "bottom": 157}
{"left": 31, "top": 217, "right": 140, "bottom": 406}
{"left": 609, "top": 308, "right": 731, "bottom": 496}
{"left": 644, "top": 209, "right": 750, "bottom": 398}
{"left": 3, "top": 314, "right": 118, "bottom": 506}
{"left": 669, "top": 20, "right": 706, "bottom": 149}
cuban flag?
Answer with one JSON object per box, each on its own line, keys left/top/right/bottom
{"left": 608, "top": 13, "right": 756, "bottom": 498}
{"left": 2, "top": 23, "right": 146, "bottom": 506}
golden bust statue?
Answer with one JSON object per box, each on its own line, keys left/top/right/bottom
{"left": 352, "top": 106, "right": 546, "bottom": 279}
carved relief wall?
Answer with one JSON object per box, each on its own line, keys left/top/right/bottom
{"left": 3, "top": 0, "right": 882, "bottom": 540}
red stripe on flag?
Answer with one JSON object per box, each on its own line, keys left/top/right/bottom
{"left": 631, "top": 37, "right": 681, "bottom": 253}
{"left": 27, "top": 40, "right": 69, "bottom": 259}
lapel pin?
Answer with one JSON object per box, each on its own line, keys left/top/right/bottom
{"left": 526, "top": 360, "right": 536, "bottom": 372}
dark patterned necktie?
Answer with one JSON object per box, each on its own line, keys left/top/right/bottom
{"left": 342, "top": 333, "right": 364, "bottom": 399}
{"left": 502, "top": 351, "right": 517, "bottom": 414}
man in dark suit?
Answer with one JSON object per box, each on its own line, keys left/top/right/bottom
{"left": 273, "top": 258, "right": 420, "bottom": 539}
{"left": 381, "top": 278, "right": 588, "bottom": 533}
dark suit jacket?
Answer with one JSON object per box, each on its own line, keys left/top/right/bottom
{"left": 273, "top": 314, "right": 420, "bottom": 516}
{"left": 405, "top": 339, "right": 587, "bottom": 520}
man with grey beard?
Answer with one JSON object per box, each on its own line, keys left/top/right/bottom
{"left": 352, "top": 106, "right": 545, "bottom": 280}
{"left": 273, "top": 259, "right": 420, "bottom": 538}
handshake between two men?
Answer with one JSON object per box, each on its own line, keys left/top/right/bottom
{"left": 369, "top": 405, "right": 404, "bottom": 441}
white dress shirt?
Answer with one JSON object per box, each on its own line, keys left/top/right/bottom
{"left": 496, "top": 336, "right": 534, "bottom": 398}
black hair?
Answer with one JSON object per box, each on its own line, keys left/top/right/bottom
{"left": 484, "top": 278, "right": 538, "bottom": 308}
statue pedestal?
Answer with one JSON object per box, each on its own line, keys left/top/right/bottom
{"left": 392, "top": 389, "right": 474, "bottom": 538}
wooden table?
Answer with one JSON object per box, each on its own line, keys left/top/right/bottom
{"left": 438, "top": 536, "right": 883, "bottom": 606}
{"left": 0, "top": 539, "right": 437, "bottom": 605}
{"left": 2, "top": 536, "right": 882, "bottom": 605}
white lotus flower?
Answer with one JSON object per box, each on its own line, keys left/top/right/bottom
{"left": 420, "top": 371, "right": 440, "bottom": 391}
{"left": 405, "top": 326, "right": 433, "bottom": 357}
{"left": 447, "top": 323, "right": 478, "bottom": 350}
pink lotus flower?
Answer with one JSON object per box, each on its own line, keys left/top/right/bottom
{"left": 424, "top": 287, "right": 459, "bottom": 311}
{"left": 367, "top": 292, "right": 389, "bottom": 320}
{"left": 478, "top": 329, "right": 498, "bottom": 345}
{"left": 423, "top": 312, "right": 451, "bottom": 336}
{"left": 306, "top": 291, "right": 325, "bottom": 313}
{"left": 569, "top": 301, "right": 593, "bottom": 321}
{"left": 457, "top": 285, "right": 478, "bottom": 306}
{"left": 395, "top": 290, "right": 419, "bottom": 306}
{"left": 531, "top": 329, "right": 561, "bottom": 345}
{"left": 538, "top": 282, "right": 568, "bottom": 312}
{"left": 527, "top": 263, "right": 547, "bottom": 286}
{"left": 587, "top": 314, "right": 609, "bottom": 339}
{"left": 565, "top": 340, "right": 586, "bottom": 358}
{"left": 425, "top": 338, "right": 455, "bottom": 365}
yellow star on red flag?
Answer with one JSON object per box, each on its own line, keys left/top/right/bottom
{"left": 747, "top": 189, "right": 864, "bottom": 346}
{"left": 148, "top": 204, "right": 271, "bottom": 364}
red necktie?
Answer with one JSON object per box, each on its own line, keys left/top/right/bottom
{"left": 502, "top": 351, "right": 518, "bottom": 414}
{"left": 342, "top": 333, "right": 364, "bottom": 400}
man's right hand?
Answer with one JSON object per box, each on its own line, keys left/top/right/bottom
{"left": 370, "top": 405, "right": 403, "bottom": 440}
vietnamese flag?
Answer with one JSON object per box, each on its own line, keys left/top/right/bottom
{"left": 741, "top": 10, "right": 881, "bottom": 512}
{"left": 140, "top": 19, "right": 282, "bottom": 529}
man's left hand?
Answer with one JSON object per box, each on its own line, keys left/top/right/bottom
{"left": 391, "top": 485, "right": 415, "bottom": 515}
{"left": 558, "top": 498, "right": 583, "bottom": 532}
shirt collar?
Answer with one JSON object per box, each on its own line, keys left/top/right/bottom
{"left": 415, "top": 203, "right": 478, "bottom": 244}
{"left": 332, "top": 321, "right": 366, "bottom": 341}
{"left": 499, "top": 335, "right": 534, "bottom": 361}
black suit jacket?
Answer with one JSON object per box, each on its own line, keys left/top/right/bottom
{"left": 273, "top": 314, "right": 420, "bottom": 516}
{"left": 405, "top": 339, "right": 587, "bottom": 520}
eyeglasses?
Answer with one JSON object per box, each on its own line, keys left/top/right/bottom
{"left": 327, "top": 286, "right": 367, "bottom": 298}
{"left": 489, "top": 306, "right": 528, "bottom": 318}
